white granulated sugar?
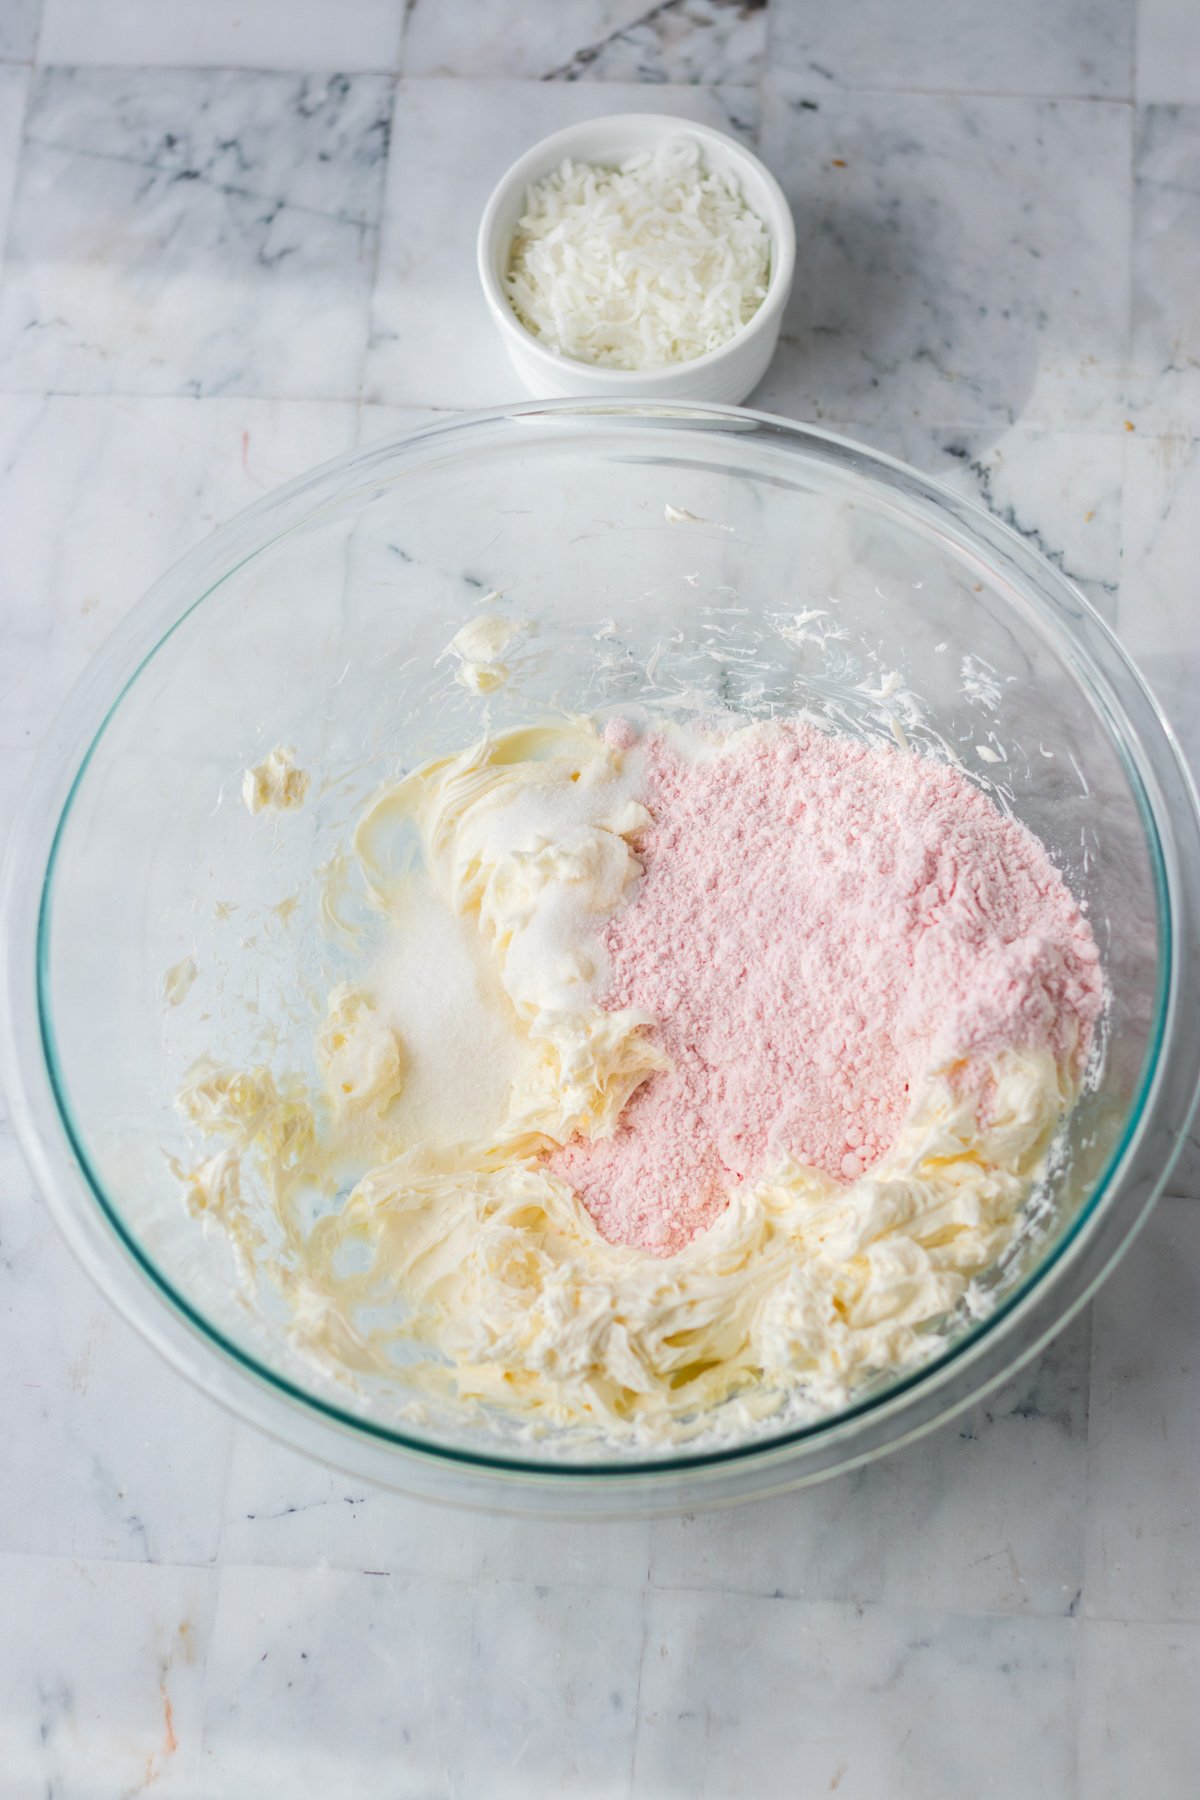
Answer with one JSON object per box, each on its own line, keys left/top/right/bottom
{"left": 505, "top": 136, "right": 771, "bottom": 371}
{"left": 370, "top": 870, "right": 526, "bottom": 1145}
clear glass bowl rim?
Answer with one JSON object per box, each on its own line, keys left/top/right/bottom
{"left": 5, "top": 400, "right": 1200, "bottom": 1507}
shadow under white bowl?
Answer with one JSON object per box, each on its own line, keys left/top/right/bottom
{"left": 476, "top": 112, "right": 797, "bottom": 405}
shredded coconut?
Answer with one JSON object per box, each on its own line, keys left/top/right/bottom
{"left": 505, "top": 137, "right": 772, "bottom": 371}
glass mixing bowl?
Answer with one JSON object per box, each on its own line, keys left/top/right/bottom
{"left": 4, "top": 403, "right": 1199, "bottom": 1515}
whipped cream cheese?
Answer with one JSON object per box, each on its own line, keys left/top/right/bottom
{"left": 303, "top": 1043, "right": 1068, "bottom": 1437}
{"left": 444, "top": 613, "right": 524, "bottom": 694}
{"left": 352, "top": 723, "right": 663, "bottom": 1144}
{"left": 242, "top": 746, "right": 310, "bottom": 814}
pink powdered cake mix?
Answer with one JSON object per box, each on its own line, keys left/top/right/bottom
{"left": 550, "top": 720, "right": 1103, "bottom": 1256}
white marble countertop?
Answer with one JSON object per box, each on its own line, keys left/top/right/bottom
{"left": 1, "top": 2, "right": 1198, "bottom": 1794}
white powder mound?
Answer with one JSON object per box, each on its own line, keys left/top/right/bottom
{"left": 369, "top": 869, "right": 527, "bottom": 1146}
{"left": 505, "top": 136, "right": 772, "bottom": 371}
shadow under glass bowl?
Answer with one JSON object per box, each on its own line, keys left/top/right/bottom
{"left": 4, "top": 402, "right": 1199, "bottom": 1516}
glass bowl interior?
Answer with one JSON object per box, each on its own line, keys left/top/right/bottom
{"left": 15, "top": 404, "right": 1197, "bottom": 1504}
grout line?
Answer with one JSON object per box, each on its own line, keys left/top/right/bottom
{"left": 626, "top": 1602, "right": 652, "bottom": 1796}
{"left": 0, "top": 379, "right": 377, "bottom": 404}
{"left": 357, "top": 72, "right": 401, "bottom": 401}
{"left": 0, "top": 49, "right": 37, "bottom": 279}
{"left": 11, "top": 59, "right": 754, "bottom": 86}
{"left": 0, "top": 382, "right": 1181, "bottom": 448}
{"left": 765, "top": 81, "right": 1138, "bottom": 107}
{"left": 1070, "top": 1298, "right": 1098, "bottom": 1797}
{"left": 1068, "top": 1610, "right": 1085, "bottom": 1800}
{"left": 7, "top": 1543, "right": 1199, "bottom": 1627}
{"left": 193, "top": 1552, "right": 231, "bottom": 1775}
{"left": 1, "top": 57, "right": 1141, "bottom": 108}
{"left": 30, "top": 53, "right": 406, "bottom": 78}
{"left": 0, "top": 384, "right": 1178, "bottom": 446}
{"left": 28, "top": 0, "right": 45, "bottom": 69}
{"left": 1125, "top": 73, "right": 1140, "bottom": 427}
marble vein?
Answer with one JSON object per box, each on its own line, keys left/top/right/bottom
{"left": 1129, "top": 105, "right": 1200, "bottom": 435}
{"left": 754, "top": 82, "right": 1132, "bottom": 431}
{"left": 543, "top": 0, "right": 767, "bottom": 87}
{"left": 401, "top": 0, "right": 765, "bottom": 85}
{"left": 767, "top": 0, "right": 1134, "bottom": 100}
{"left": 0, "top": 68, "right": 393, "bottom": 399}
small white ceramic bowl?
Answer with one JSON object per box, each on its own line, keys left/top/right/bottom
{"left": 476, "top": 112, "right": 796, "bottom": 405}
